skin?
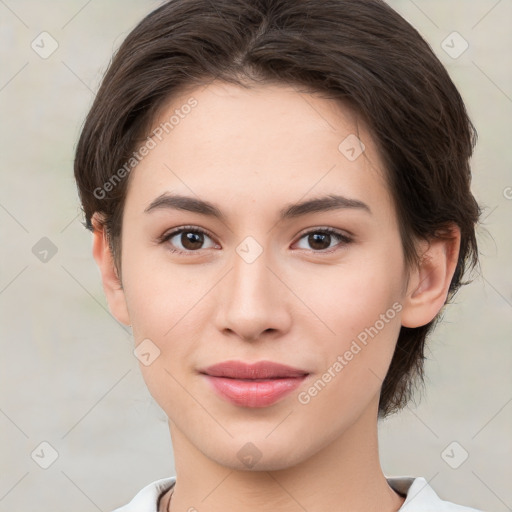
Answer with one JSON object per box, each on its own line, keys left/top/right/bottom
{"left": 92, "top": 81, "right": 460, "bottom": 512}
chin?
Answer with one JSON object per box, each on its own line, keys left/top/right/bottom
{"left": 202, "top": 436, "right": 314, "bottom": 473}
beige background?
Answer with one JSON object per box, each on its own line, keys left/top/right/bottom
{"left": 0, "top": 0, "right": 511, "bottom": 510}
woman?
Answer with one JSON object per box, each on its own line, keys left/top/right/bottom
{"left": 73, "top": 0, "right": 482, "bottom": 510}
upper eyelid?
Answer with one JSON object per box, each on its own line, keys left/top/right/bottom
{"left": 160, "top": 225, "right": 352, "bottom": 248}
{"left": 296, "top": 226, "right": 352, "bottom": 239}
{"left": 161, "top": 225, "right": 215, "bottom": 241}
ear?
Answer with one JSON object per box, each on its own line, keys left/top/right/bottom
{"left": 401, "top": 225, "right": 461, "bottom": 328}
{"left": 91, "top": 213, "right": 131, "bottom": 326}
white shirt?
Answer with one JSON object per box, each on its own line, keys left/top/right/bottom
{"left": 111, "top": 476, "right": 484, "bottom": 511}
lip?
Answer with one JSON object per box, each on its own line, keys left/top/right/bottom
{"left": 199, "top": 360, "right": 309, "bottom": 408}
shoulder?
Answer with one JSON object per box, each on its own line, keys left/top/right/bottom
{"left": 110, "top": 475, "right": 485, "bottom": 512}
{"left": 387, "top": 476, "right": 485, "bottom": 511}
{"left": 110, "top": 477, "right": 176, "bottom": 512}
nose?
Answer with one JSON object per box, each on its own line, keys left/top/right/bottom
{"left": 214, "top": 241, "right": 292, "bottom": 343}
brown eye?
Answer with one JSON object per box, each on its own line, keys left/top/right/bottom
{"left": 295, "top": 228, "right": 352, "bottom": 252}
{"left": 160, "top": 226, "right": 217, "bottom": 254}
{"left": 178, "top": 231, "right": 205, "bottom": 250}
{"left": 308, "top": 233, "right": 331, "bottom": 250}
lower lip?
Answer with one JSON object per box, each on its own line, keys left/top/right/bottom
{"left": 203, "top": 375, "right": 308, "bottom": 408}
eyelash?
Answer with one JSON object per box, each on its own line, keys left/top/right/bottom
{"left": 158, "top": 225, "right": 353, "bottom": 256}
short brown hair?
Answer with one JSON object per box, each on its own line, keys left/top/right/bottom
{"left": 74, "top": 0, "right": 481, "bottom": 417}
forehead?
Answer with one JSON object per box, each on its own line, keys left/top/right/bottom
{"left": 124, "top": 81, "right": 393, "bottom": 222}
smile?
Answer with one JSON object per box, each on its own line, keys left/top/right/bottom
{"left": 199, "top": 360, "right": 310, "bottom": 408}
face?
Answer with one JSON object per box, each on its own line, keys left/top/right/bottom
{"left": 115, "top": 81, "right": 411, "bottom": 470}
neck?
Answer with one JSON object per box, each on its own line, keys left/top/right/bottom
{"left": 165, "top": 400, "right": 404, "bottom": 512}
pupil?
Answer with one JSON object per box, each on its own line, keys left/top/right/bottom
{"left": 309, "top": 233, "right": 330, "bottom": 250}
{"left": 183, "top": 232, "right": 203, "bottom": 249}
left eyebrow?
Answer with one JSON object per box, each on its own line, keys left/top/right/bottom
{"left": 143, "top": 192, "right": 371, "bottom": 221}
{"left": 279, "top": 193, "right": 372, "bottom": 219}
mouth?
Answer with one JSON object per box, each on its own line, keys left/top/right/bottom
{"left": 198, "top": 360, "right": 310, "bottom": 408}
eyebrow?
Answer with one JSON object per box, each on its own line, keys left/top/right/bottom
{"left": 144, "top": 192, "right": 371, "bottom": 222}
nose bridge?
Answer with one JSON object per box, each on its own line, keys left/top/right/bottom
{"left": 217, "top": 235, "right": 290, "bottom": 340}
{"left": 234, "top": 240, "right": 271, "bottom": 296}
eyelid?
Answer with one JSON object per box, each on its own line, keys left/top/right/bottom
{"left": 157, "top": 225, "right": 217, "bottom": 247}
{"left": 295, "top": 225, "right": 353, "bottom": 241}
{"left": 158, "top": 225, "right": 353, "bottom": 255}
{"left": 293, "top": 226, "right": 353, "bottom": 253}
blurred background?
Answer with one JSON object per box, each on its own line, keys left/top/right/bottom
{"left": 0, "top": 0, "right": 511, "bottom": 510}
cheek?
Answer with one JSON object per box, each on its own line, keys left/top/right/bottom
{"left": 297, "top": 288, "right": 403, "bottom": 426}
{"left": 298, "top": 241, "right": 405, "bottom": 391}
{"left": 302, "top": 244, "right": 404, "bottom": 340}
{"left": 121, "top": 252, "right": 216, "bottom": 403}
{"left": 122, "top": 244, "right": 208, "bottom": 338}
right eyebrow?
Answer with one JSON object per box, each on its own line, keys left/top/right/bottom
{"left": 144, "top": 193, "right": 228, "bottom": 222}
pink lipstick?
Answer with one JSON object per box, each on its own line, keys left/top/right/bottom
{"left": 199, "top": 360, "right": 309, "bottom": 408}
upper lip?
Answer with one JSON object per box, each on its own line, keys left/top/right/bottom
{"left": 199, "top": 360, "right": 309, "bottom": 379}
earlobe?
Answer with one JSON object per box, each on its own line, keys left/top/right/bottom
{"left": 400, "top": 226, "right": 461, "bottom": 328}
{"left": 91, "top": 213, "right": 131, "bottom": 326}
